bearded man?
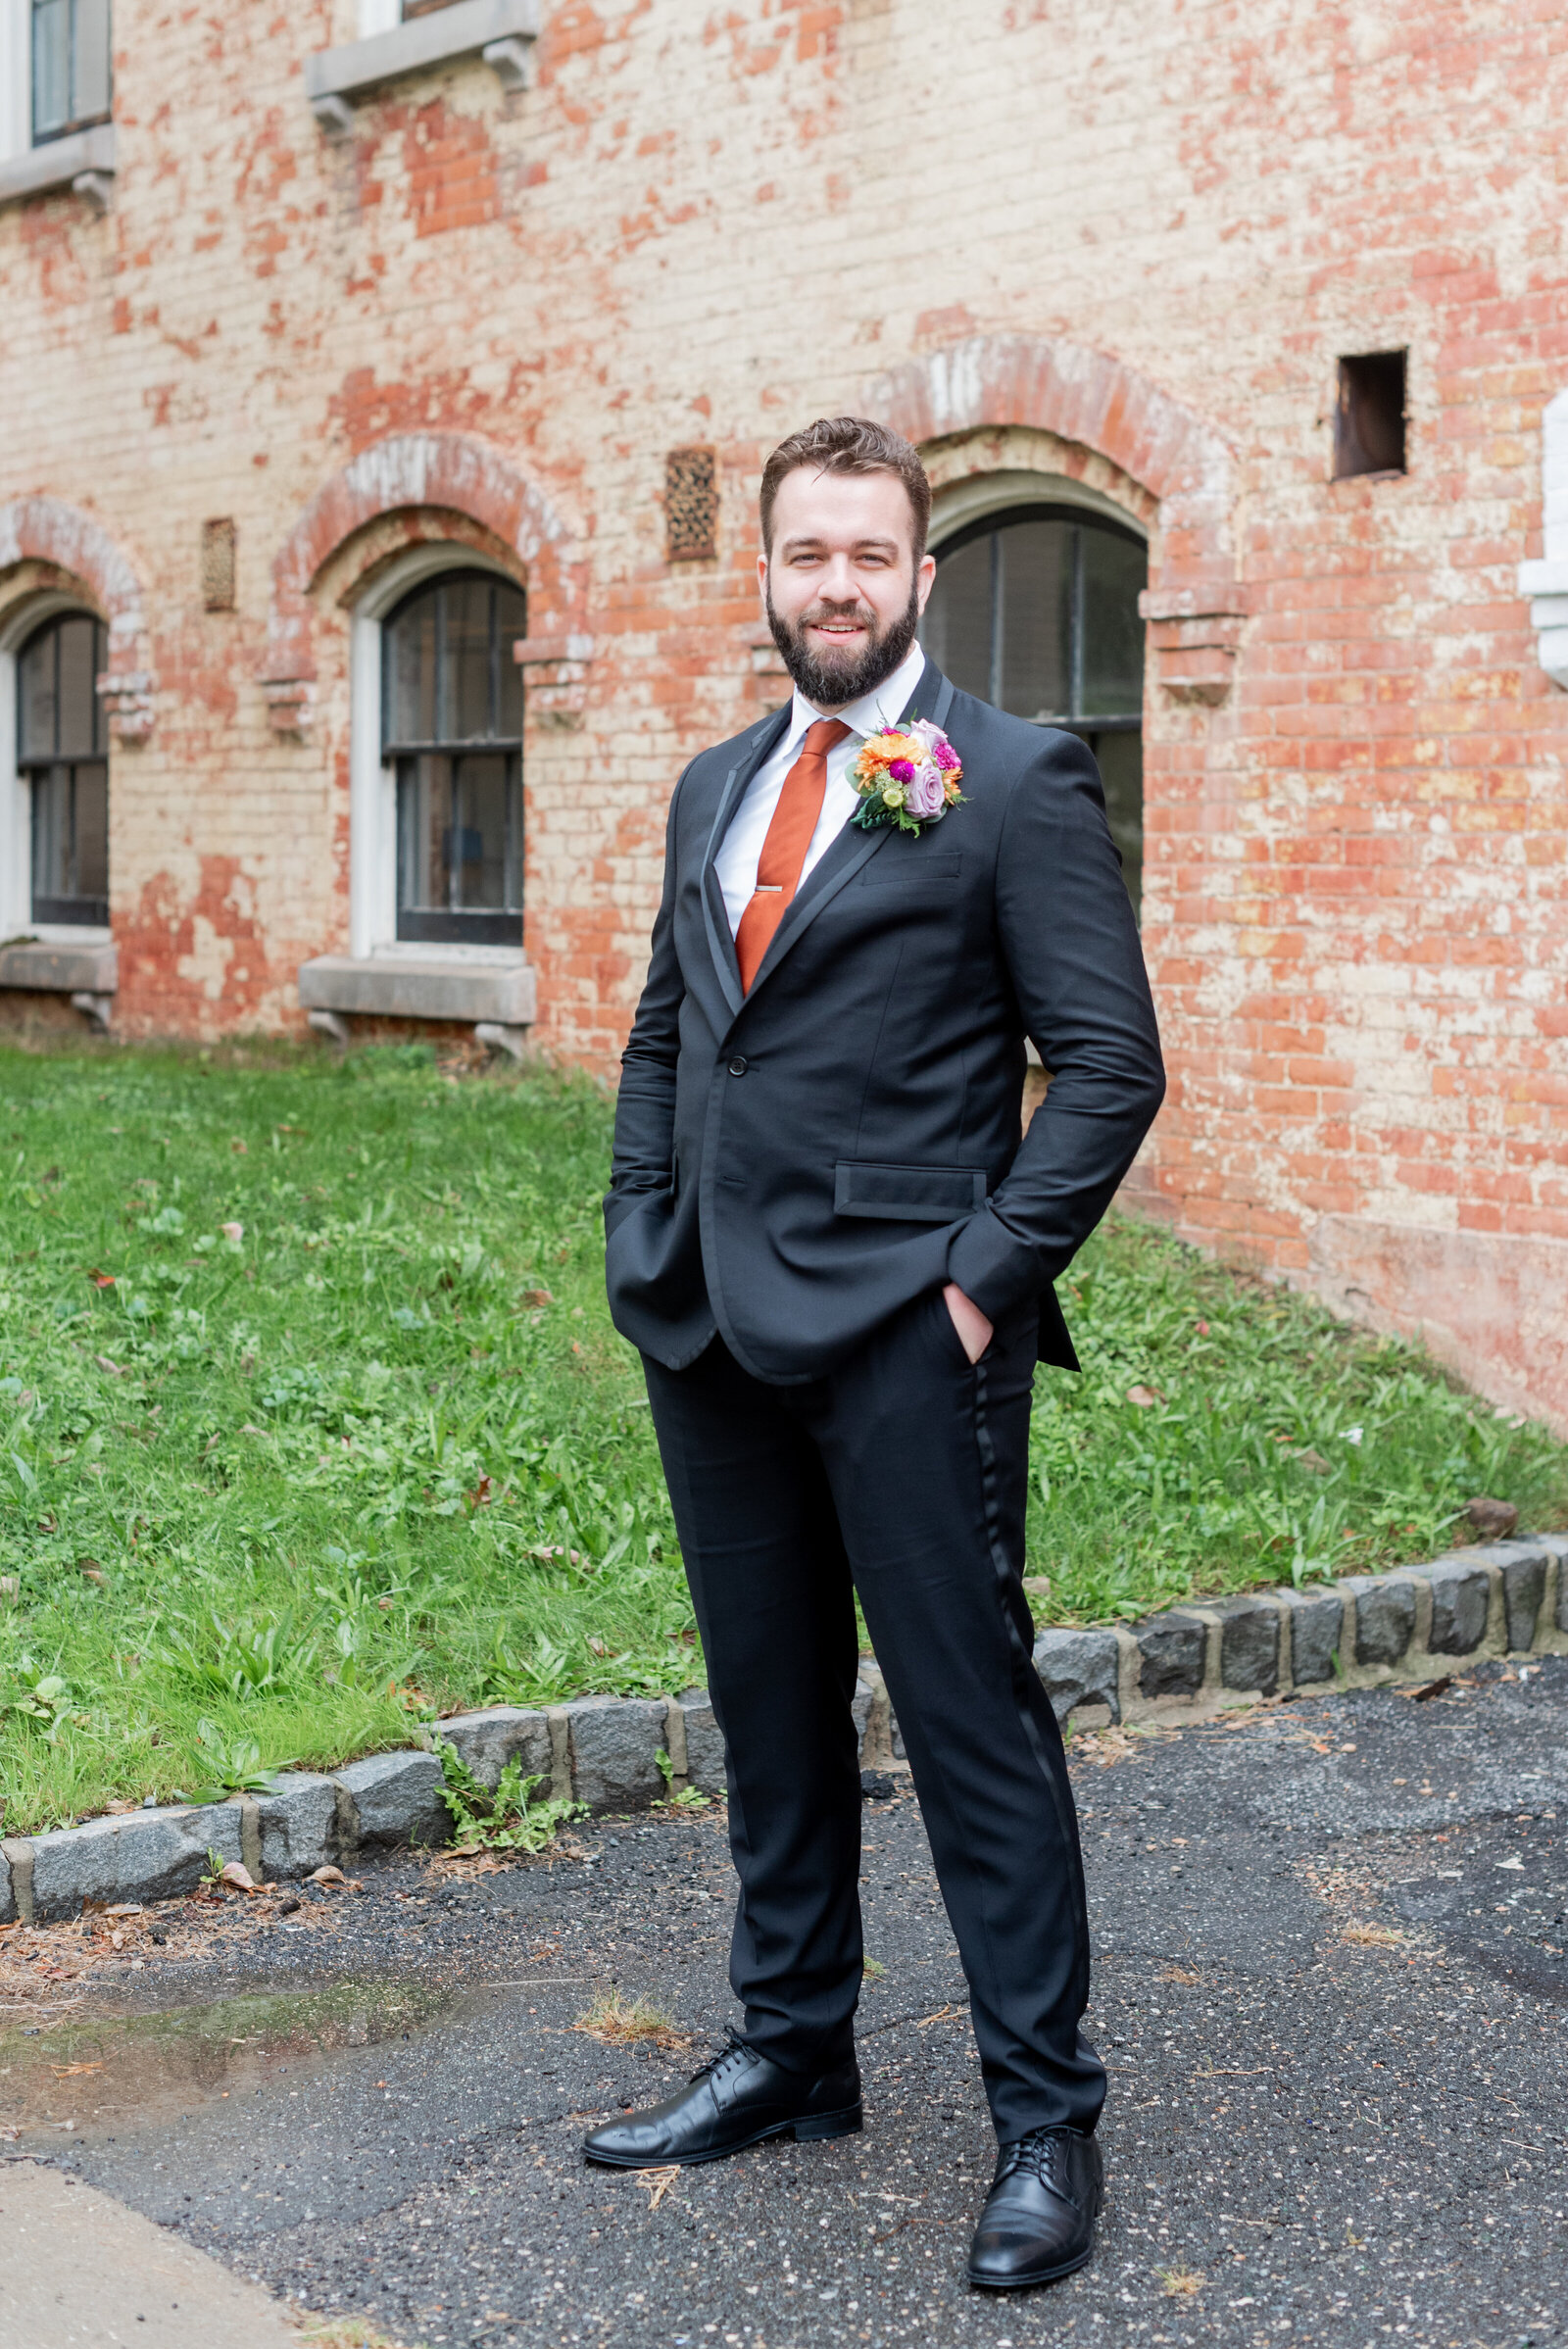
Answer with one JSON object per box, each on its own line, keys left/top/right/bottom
{"left": 584, "top": 416, "right": 1165, "bottom": 2291}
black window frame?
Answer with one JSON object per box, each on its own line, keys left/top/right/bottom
{"left": 31, "top": 0, "right": 113, "bottom": 147}
{"left": 922, "top": 501, "right": 1148, "bottom": 912}
{"left": 17, "top": 608, "right": 110, "bottom": 929}
{"left": 381, "top": 568, "right": 527, "bottom": 949}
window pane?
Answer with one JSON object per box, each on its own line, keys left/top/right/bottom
{"left": 386, "top": 590, "right": 438, "bottom": 746}
{"left": 451, "top": 754, "right": 512, "bottom": 908}
{"left": 446, "top": 577, "right": 494, "bottom": 740}
{"left": 32, "top": 0, "right": 70, "bottom": 138}
{"left": 998, "top": 519, "right": 1072, "bottom": 723}
{"left": 73, "top": 760, "right": 109, "bottom": 900}
{"left": 19, "top": 627, "right": 57, "bottom": 759}
{"left": 1092, "top": 729, "right": 1143, "bottom": 916}
{"left": 55, "top": 615, "right": 101, "bottom": 758}
{"left": 921, "top": 534, "right": 992, "bottom": 703}
{"left": 30, "top": 760, "right": 109, "bottom": 912}
{"left": 1080, "top": 528, "right": 1147, "bottom": 718}
{"left": 397, "top": 750, "right": 521, "bottom": 934}
{"left": 397, "top": 753, "right": 454, "bottom": 910}
{"left": 495, "top": 583, "right": 526, "bottom": 736}
{"left": 73, "top": 0, "right": 112, "bottom": 122}
{"left": 31, "top": 766, "right": 69, "bottom": 903}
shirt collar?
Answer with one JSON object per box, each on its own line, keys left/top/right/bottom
{"left": 785, "top": 638, "right": 928, "bottom": 754}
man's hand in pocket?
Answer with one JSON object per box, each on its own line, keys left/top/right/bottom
{"left": 943, "top": 1282, "right": 994, "bottom": 1365}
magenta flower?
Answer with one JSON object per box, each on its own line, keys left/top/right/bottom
{"left": 889, "top": 759, "right": 915, "bottom": 783}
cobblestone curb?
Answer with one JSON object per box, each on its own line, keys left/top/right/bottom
{"left": 4, "top": 1540, "right": 1565, "bottom": 1923}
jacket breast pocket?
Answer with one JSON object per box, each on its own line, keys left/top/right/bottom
{"left": 857, "top": 852, "right": 963, "bottom": 887}
{"left": 834, "top": 1159, "right": 987, "bottom": 1222}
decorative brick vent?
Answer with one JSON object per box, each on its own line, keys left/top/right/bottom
{"left": 665, "top": 446, "right": 718, "bottom": 563}
{"left": 201, "top": 517, "right": 237, "bottom": 612}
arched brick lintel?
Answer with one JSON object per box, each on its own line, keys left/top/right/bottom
{"left": 264, "top": 433, "right": 579, "bottom": 684}
{"left": 867, "top": 335, "right": 1238, "bottom": 598}
{"left": 0, "top": 494, "right": 147, "bottom": 650}
{"left": 0, "top": 495, "right": 158, "bottom": 740}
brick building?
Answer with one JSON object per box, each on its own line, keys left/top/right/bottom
{"left": 0, "top": 1, "right": 1564, "bottom": 1426}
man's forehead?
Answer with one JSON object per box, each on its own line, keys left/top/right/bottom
{"left": 770, "top": 465, "right": 914, "bottom": 543}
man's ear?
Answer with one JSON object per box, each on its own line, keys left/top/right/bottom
{"left": 914, "top": 552, "right": 937, "bottom": 616}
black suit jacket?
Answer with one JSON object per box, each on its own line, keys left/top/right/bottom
{"left": 605, "top": 658, "right": 1166, "bottom": 1385}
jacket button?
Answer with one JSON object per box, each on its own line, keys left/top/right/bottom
{"left": 727, "top": 1055, "right": 748, "bottom": 1076}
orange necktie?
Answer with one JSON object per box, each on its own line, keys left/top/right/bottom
{"left": 733, "top": 717, "right": 851, "bottom": 993}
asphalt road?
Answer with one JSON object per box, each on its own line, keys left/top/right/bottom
{"left": 5, "top": 1655, "right": 1567, "bottom": 2349}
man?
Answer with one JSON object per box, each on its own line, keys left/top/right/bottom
{"left": 585, "top": 416, "right": 1165, "bottom": 2291}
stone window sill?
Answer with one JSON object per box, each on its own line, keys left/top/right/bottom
{"left": 1519, "top": 557, "right": 1568, "bottom": 690}
{"left": 298, "top": 953, "right": 536, "bottom": 1028}
{"left": 304, "top": 0, "right": 539, "bottom": 134}
{"left": 0, "top": 939, "right": 118, "bottom": 995}
{"left": 0, "top": 123, "right": 115, "bottom": 211}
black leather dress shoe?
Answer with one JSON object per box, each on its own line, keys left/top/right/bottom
{"left": 967, "top": 2126, "right": 1103, "bottom": 2290}
{"left": 582, "top": 2031, "right": 862, "bottom": 2169}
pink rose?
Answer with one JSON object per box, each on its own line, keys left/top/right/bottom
{"left": 903, "top": 759, "right": 947, "bottom": 820}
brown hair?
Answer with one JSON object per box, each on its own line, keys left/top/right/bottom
{"left": 759, "top": 416, "right": 932, "bottom": 562}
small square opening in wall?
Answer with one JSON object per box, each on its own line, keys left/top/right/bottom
{"left": 665, "top": 447, "right": 719, "bottom": 563}
{"left": 201, "top": 518, "right": 237, "bottom": 612}
{"left": 1334, "top": 351, "right": 1407, "bottom": 479}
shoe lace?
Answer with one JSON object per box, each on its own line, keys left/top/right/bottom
{"left": 998, "top": 2126, "right": 1070, "bottom": 2191}
{"left": 689, "top": 2026, "right": 755, "bottom": 2085}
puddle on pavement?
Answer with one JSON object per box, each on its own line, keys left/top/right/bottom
{"left": 0, "top": 1976, "right": 461, "bottom": 2143}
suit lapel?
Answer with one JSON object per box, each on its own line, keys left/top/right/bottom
{"left": 742, "top": 659, "right": 955, "bottom": 1004}
{"left": 700, "top": 704, "right": 791, "bottom": 1017}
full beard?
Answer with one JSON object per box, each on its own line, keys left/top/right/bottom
{"left": 765, "top": 577, "right": 922, "bottom": 710}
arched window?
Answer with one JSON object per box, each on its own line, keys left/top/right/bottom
{"left": 381, "top": 569, "right": 527, "bottom": 945}
{"left": 921, "top": 505, "right": 1147, "bottom": 910}
{"left": 18, "top": 611, "right": 109, "bottom": 927}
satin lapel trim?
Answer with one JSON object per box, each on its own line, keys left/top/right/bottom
{"left": 700, "top": 705, "right": 791, "bottom": 1018}
{"left": 740, "top": 661, "right": 956, "bottom": 1003}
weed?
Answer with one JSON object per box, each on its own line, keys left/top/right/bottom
{"left": 432, "top": 1737, "right": 584, "bottom": 1856}
{"left": 572, "top": 1987, "right": 691, "bottom": 2051}
{"left": 297, "top": 2319, "right": 423, "bottom": 2349}
{"left": 188, "top": 1718, "right": 291, "bottom": 1803}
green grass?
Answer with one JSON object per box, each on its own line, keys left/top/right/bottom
{"left": 0, "top": 1040, "right": 1563, "bottom": 1835}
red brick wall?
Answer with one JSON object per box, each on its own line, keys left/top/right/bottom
{"left": 1, "top": 0, "right": 1564, "bottom": 1423}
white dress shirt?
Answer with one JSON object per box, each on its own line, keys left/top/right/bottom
{"left": 714, "top": 639, "right": 929, "bottom": 937}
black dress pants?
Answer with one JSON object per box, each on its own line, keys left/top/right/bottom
{"left": 641, "top": 1285, "right": 1106, "bottom": 2143}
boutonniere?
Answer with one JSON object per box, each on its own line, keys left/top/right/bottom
{"left": 850, "top": 719, "right": 965, "bottom": 836}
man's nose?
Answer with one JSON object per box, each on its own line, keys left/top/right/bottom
{"left": 816, "top": 553, "right": 860, "bottom": 605}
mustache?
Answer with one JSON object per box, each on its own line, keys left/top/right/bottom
{"left": 791, "top": 600, "right": 879, "bottom": 636}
